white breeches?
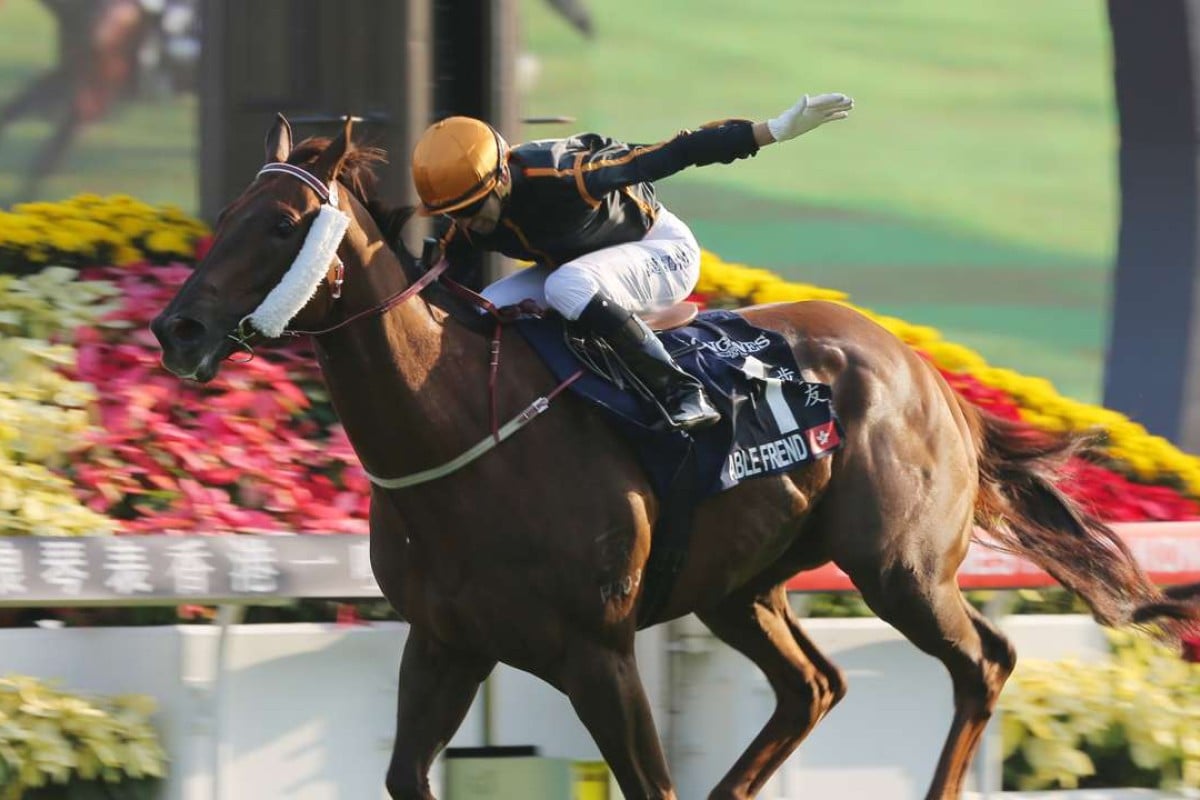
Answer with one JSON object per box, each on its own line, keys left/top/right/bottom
{"left": 481, "top": 207, "right": 701, "bottom": 319}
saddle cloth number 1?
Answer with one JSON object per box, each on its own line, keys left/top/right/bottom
{"left": 741, "top": 355, "right": 799, "bottom": 434}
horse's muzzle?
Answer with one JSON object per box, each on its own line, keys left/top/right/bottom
{"left": 151, "top": 312, "right": 228, "bottom": 382}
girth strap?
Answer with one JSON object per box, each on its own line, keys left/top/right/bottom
{"left": 636, "top": 441, "right": 700, "bottom": 629}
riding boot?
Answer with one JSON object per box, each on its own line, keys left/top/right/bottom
{"left": 577, "top": 293, "right": 721, "bottom": 431}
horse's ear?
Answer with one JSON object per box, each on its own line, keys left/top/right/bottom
{"left": 314, "top": 116, "right": 355, "bottom": 182}
{"left": 265, "top": 113, "right": 292, "bottom": 163}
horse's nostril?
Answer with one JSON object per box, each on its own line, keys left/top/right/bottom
{"left": 166, "top": 316, "right": 207, "bottom": 344}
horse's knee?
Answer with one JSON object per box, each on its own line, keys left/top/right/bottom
{"left": 950, "top": 649, "right": 1012, "bottom": 719}
{"left": 983, "top": 644, "right": 1016, "bottom": 710}
{"left": 777, "top": 665, "right": 845, "bottom": 726}
{"left": 987, "top": 627, "right": 1017, "bottom": 679}
{"left": 823, "top": 662, "right": 849, "bottom": 710}
{"left": 973, "top": 615, "right": 1017, "bottom": 695}
{"left": 809, "top": 663, "right": 847, "bottom": 720}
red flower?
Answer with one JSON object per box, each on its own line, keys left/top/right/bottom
{"left": 61, "top": 261, "right": 370, "bottom": 535}
{"left": 1183, "top": 634, "right": 1200, "bottom": 663}
{"left": 336, "top": 603, "right": 364, "bottom": 627}
{"left": 50, "top": 274, "right": 1200, "bottom": 534}
{"left": 194, "top": 235, "right": 215, "bottom": 262}
{"left": 918, "top": 356, "right": 1200, "bottom": 523}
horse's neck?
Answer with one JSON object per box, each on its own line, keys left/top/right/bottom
{"left": 312, "top": 222, "right": 495, "bottom": 483}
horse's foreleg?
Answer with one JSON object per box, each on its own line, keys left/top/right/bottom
{"left": 385, "top": 626, "right": 495, "bottom": 800}
{"left": 560, "top": 637, "right": 676, "bottom": 800}
{"left": 697, "top": 584, "right": 846, "bottom": 800}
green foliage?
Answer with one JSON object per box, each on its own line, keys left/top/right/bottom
{"left": 967, "top": 589, "right": 1091, "bottom": 616}
{"left": 1000, "top": 631, "right": 1200, "bottom": 791}
{"left": 805, "top": 590, "right": 1091, "bottom": 619}
{"left": 19, "top": 776, "right": 158, "bottom": 800}
{"left": 0, "top": 677, "right": 165, "bottom": 800}
{"left": 803, "top": 593, "right": 873, "bottom": 618}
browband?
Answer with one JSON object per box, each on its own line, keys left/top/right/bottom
{"left": 257, "top": 162, "right": 335, "bottom": 203}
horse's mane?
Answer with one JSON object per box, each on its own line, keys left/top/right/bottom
{"left": 288, "top": 137, "right": 415, "bottom": 245}
{"left": 286, "top": 136, "right": 489, "bottom": 332}
{"left": 287, "top": 136, "right": 387, "bottom": 207}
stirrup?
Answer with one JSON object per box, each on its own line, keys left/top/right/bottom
{"left": 663, "top": 397, "right": 721, "bottom": 432}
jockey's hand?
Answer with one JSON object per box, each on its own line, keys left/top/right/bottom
{"left": 767, "top": 93, "right": 854, "bottom": 142}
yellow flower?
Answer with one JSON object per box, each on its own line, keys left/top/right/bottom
{"left": 0, "top": 194, "right": 209, "bottom": 269}
{"left": 144, "top": 229, "right": 191, "bottom": 256}
{"left": 0, "top": 676, "right": 165, "bottom": 791}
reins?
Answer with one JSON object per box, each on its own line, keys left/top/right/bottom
{"left": 284, "top": 256, "right": 452, "bottom": 337}
{"left": 437, "top": 273, "right": 567, "bottom": 443}
{"left": 234, "top": 160, "right": 582, "bottom": 489}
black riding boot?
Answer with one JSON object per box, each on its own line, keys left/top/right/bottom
{"left": 577, "top": 293, "right": 720, "bottom": 431}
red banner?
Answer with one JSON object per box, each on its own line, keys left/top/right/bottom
{"left": 786, "top": 522, "right": 1200, "bottom": 593}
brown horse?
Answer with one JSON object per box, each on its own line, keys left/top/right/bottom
{"left": 152, "top": 116, "right": 1198, "bottom": 800}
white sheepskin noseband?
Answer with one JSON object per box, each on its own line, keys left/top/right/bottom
{"left": 243, "top": 163, "right": 351, "bottom": 338}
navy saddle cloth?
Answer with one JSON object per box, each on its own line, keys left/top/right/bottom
{"left": 515, "top": 309, "right": 844, "bottom": 500}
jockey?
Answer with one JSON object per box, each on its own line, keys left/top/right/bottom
{"left": 410, "top": 93, "right": 854, "bottom": 431}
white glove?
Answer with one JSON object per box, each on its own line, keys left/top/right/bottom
{"left": 767, "top": 93, "right": 854, "bottom": 142}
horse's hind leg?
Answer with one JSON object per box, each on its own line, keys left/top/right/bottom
{"left": 559, "top": 636, "right": 677, "bottom": 799}
{"left": 21, "top": 106, "right": 82, "bottom": 200}
{"left": 839, "top": 532, "right": 1016, "bottom": 800}
{"left": 385, "top": 626, "right": 496, "bottom": 800}
{"left": 697, "top": 583, "right": 846, "bottom": 800}
{"left": 0, "top": 70, "right": 64, "bottom": 130}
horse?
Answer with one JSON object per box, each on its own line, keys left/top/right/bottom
{"left": 0, "top": 0, "right": 145, "bottom": 202}
{"left": 151, "top": 115, "right": 1199, "bottom": 800}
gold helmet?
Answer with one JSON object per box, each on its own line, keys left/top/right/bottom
{"left": 411, "top": 116, "right": 508, "bottom": 215}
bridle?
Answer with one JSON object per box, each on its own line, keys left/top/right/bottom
{"left": 227, "top": 161, "right": 454, "bottom": 354}
{"left": 222, "top": 159, "right": 582, "bottom": 489}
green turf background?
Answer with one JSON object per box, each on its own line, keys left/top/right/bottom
{"left": 0, "top": 0, "right": 1117, "bottom": 402}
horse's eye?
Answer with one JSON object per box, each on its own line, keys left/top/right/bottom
{"left": 274, "top": 216, "right": 298, "bottom": 237}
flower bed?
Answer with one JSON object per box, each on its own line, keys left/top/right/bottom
{"left": 1, "top": 196, "right": 1198, "bottom": 536}
{"left": 999, "top": 631, "right": 1200, "bottom": 792}
{"left": 0, "top": 195, "right": 204, "bottom": 275}
{"left": 0, "top": 197, "right": 367, "bottom": 536}
{"left": 64, "top": 262, "right": 368, "bottom": 534}
{"left": 0, "top": 675, "right": 165, "bottom": 799}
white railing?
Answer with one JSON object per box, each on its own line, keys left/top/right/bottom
{"left": 0, "top": 527, "right": 1196, "bottom": 799}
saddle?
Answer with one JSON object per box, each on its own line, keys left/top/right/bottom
{"left": 641, "top": 301, "right": 699, "bottom": 332}
{"left": 514, "top": 306, "right": 844, "bottom": 628}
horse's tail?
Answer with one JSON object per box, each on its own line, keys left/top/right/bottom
{"left": 961, "top": 395, "right": 1199, "bottom": 636}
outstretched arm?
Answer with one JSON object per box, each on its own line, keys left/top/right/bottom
{"left": 753, "top": 93, "right": 854, "bottom": 147}
{"left": 577, "top": 92, "right": 855, "bottom": 198}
